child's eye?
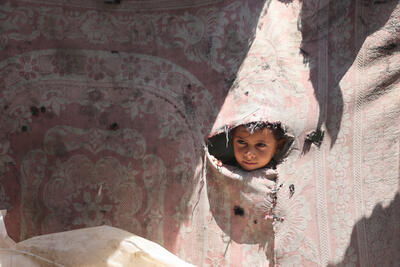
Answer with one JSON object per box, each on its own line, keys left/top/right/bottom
{"left": 256, "top": 143, "right": 266, "bottom": 148}
{"left": 237, "top": 140, "right": 246, "bottom": 145}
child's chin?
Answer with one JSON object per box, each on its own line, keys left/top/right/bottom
{"left": 240, "top": 164, "right": 261, "bottom": 171}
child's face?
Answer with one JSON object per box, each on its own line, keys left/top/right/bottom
{"left": 232, "top": 126, "right": 279, "bottom": 171}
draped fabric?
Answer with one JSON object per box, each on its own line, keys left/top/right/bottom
{"left": 0, "top": 0, "right": 399, "bottom": 266}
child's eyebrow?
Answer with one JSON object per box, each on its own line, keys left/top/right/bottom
{"left": 234, "top": 135, "right": 268, "bottom": 143}
{"left": 234, "top": 135, "right": 247, "bottom": 139}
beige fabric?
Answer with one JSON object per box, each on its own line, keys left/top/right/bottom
{"left": 0, "top": 223, "right": 195, "bottom": 267}
{"left": 0, "top": 211, "right": 15, "bottom": 249}
{"left": 0, "top": 210, "right": 55, "bottom": 266}
{"left": 0, "top": 250, "right": 59, "bottom": 267}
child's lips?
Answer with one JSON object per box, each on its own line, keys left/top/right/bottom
{"left": 243, "top": 161, "right": 257, "bottom": 165}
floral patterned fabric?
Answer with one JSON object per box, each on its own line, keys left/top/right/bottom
{"left": 0, "top": 0, "right": 399, "bottom": 266}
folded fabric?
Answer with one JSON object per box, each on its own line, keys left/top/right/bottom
{"left": 1, "top": 225, "right": 195, "bottom": 267}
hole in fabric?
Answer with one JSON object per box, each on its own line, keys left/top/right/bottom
{"left": 30, "top": 106, "right": 39, "bottom": 117}
{"left": 207, "top": 132, "right": 235, "bottom": 165}
{"left": 233, "top": 206, "right": 245, "bottom": 216}
{"left": 109, "top": 122, "right": 119, "bottom": 131}
{"left": 207, "top": 121, "right": 294, "bottom": 170}
{"left": 104, "top": 0, "right": 120, "bottom": 4}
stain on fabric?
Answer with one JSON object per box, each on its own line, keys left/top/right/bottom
{"left": 233, "top": 205, "right": 244, "bottom": 216}
{"left": 373, "top": 0, "right": 389, "bottom": 4}
{"left": 30, "top": 106, "right": 39, "bottom": 117}
{"left": 305, "top": 129, "right": 324, "bottom": 147}
{"left": 109, "top": 122, "right": 119, "bottom": 131}
{"left": 376, "top": 42, "right": 398, "bottom": 55}
{"left": 205, "top": 37, "right": 213, "bottom": 57}
{"left": 104, "top": 0, "right": 120, "bottom": 4}
{"left": 289, "top": 184, "right": 295, "bottom": 198}
{"left": 262, "top": 63, "right": 270, "bottom": 70}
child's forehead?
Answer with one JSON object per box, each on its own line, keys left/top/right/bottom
{"left": 233, "top": 125, "right": 273, "bottom": 138}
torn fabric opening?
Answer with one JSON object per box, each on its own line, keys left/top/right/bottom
{"left": 207, "top": 120, "right": 295, "bottom": 169}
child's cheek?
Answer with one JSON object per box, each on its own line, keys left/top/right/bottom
{"left": 235, "top": 147, "right": 245, "bottom": 157}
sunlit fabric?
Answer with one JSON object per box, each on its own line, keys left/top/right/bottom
{"left": 0, "top": 0, "right": 399, "bottom": 266}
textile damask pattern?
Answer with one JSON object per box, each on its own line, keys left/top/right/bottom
{"left": 0, "top": 49, "right": 216, "bottom": 261}
{"left": 0, "top": 0, "right": 263, "bottom": 75}
{"left": 0, "top": 0, "right": 399, "bottom": 266}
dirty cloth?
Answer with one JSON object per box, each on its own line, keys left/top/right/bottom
{"left": 0, "top": 0, "right": 399, "bottom": 266}
{"left": 0, "top": 218, "right": 194, "bottom": 267}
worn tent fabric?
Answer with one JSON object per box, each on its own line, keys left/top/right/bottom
{"left": 205, "top": 1, "right": 311, "bottom": 265}
{"left": 0, "top": 0, "right": 399, "bottom": 266}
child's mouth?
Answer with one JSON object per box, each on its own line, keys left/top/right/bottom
{"left": 243, "top": 161, "right": 257, "bottom": 165}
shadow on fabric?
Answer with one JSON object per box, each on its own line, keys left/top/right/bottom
{"left": 328, "top": 193, "right": 400, "bottom": 266}
{"left": 299, "top": 0, "right": 398, "bottom": 150}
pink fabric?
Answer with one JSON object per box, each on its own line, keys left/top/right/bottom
{"left": 0, "top": 0, "right": 399, "bottom": 266}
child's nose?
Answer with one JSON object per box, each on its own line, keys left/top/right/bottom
{"left": 244, "top": 150, "right": 256, "bottom": 160}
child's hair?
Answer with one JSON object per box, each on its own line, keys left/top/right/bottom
{"left": 240, "top": 121, "right": 286, "bottom": 142}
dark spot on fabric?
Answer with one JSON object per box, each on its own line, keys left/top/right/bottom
{"left": 244, "top": 91, "right": 249, "bottom": 96}
{"left": 30, "top": 106, "right": 39, "bottom": 117}
{"left": 111, "top": 50, "right": 119, "bottom": 54}
{"left": 21, "top": 125, "right": 28, "bottom": 132}
{"left": 289, "top": 184, "right": 295, "bottom": 198}
{"left": 224, "top": 76, "right": 236, "bottom": 88}
{"left": 262, "top": 63, "right": 270, "bottom": 70}
{"left": 373, "top": 0, "right": 388, "bottom": 4}
{"left": 306, "top": 129, "right": 324, "bottom": 147}
{"left": 253, "top": 219, "right": 258, "bottom": 224}
{"left": 233, "top": 206, "right": 244, "bottom": 216}
{"left": 40, "top": 106, "right": 46, "bottom": 113}
{"left": 289, "top": 184, "right": 295, "bottom": 191}
{"left": 109, "top": 122, "right": 119, "bottom": 131}
{"left": 187, "top": 84, "right": 191, "bottom": 89}
{"left": 381, "top": 43, "right": 396, "bottom": 51}
{"left": 205, "top": 37, "right": 213, "bottom": 56}
{"left": 104, "top": 0, "right": 120, "bottom": 4}
{"left": 374, "top": 43, "right": 398, "bottom": 56}
{"left": 302, "top": 139, "right": 312, "bottom": 155}
{"left": 3, "top": 105, "right": 8, "bottom": 110}
{"left": 299, "top": 47, "right": 309, "bottom": 57}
